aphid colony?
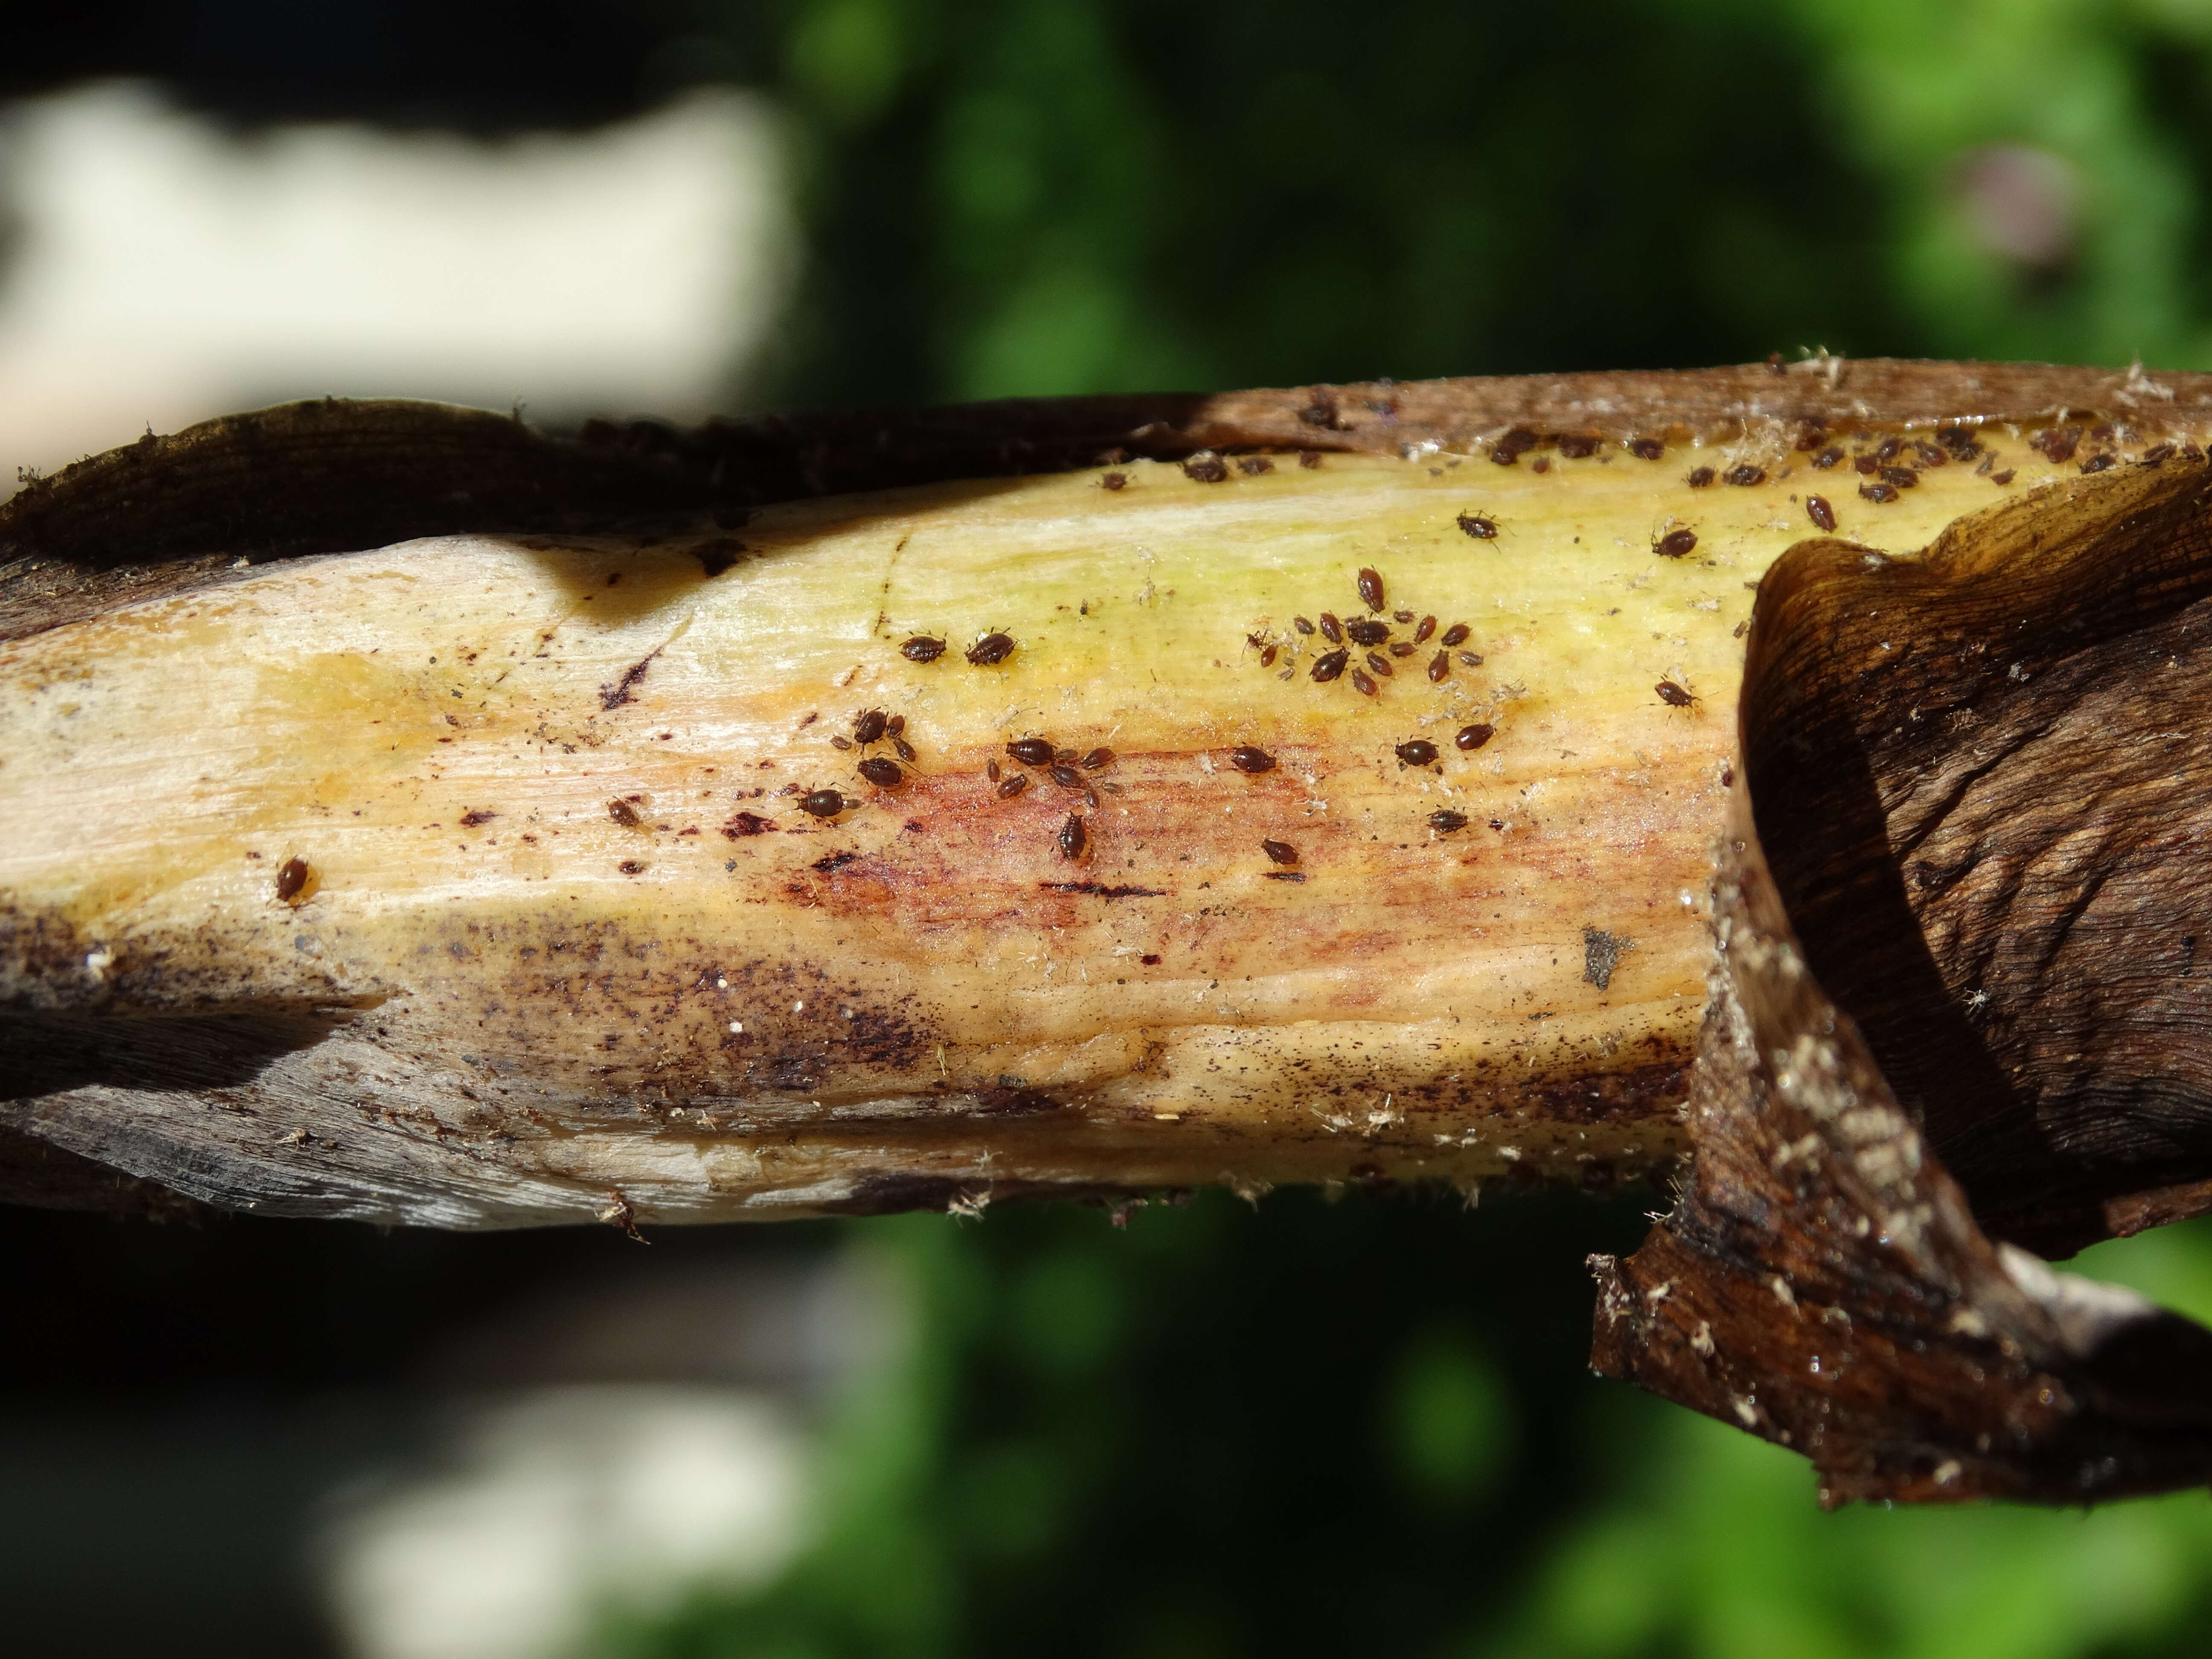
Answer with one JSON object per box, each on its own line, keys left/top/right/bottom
{"left": 1265, "top": 562, "right": 1485, "bottom": 698}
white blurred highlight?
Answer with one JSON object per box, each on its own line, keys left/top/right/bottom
{"left": 0, "top": 82, "right": 792, "bottom": 480}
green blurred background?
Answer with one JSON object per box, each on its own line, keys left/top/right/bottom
{"left": 14, "top": 2, "right": 2212, "bottom": 1654}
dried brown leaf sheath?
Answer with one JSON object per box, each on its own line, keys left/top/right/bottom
{"left": 11, "top": 362, "right": 2212, "bottom": 1502}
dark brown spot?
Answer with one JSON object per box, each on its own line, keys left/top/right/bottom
{"left": 1141, "top": 953, "right": 1162, "bottom": 965}
{"left": 1080, "top": 748, "right": 1115, "bottom": 770}
{"left": 1059, "top": 813, "right": 1088, "bottom": 860}
{"left": 853, "top": 709, "right": 888, "bottom": 745}
{"left": 1264, "top": 870, "right": 1307, "bottom": 882}
{"left": 1628, "top": 437, "right": 1665, "bottom": 461}
{"left": 1456, "top": 512, "right": 1498, "bottom": 539}
{"left": 1262, "top": 838, "right": 1298, "bottom": 865}
{"left": 1583, "top": 927, "right": 1634, "bottom": 990}
{"left": 1237, "top": 456, "right": 1274, "bottom": 476}
{"left": 1311, "top": 649, "right": 1348, "bottom": 682}
{"left": 1427, "top": 650, "right": 1449, "bottom": 683}
{"left": 459, "top": 809, "right": 496, "bottom": 827}
{"left": 967, "top": 632, "right": 1015, "bottom": 667}
{"left": 812, "top": 850, "right": 859, "bottom": 874}
{"left": 1722, "top": 464, "right": 1766, "bottom": 487}
{"left": 1293, "top": 616, "right": 1316, "bottom": 635}
{"left": 1366, "top": 652, "right": 1394, "bottom": 676}
{"left": 1318, "top": 612, "right": 1344, "bottom": 644}
{"left": 275, "top": 857, "right": 312, "bottom": 902}
{"left": 693, "top": 537, "right": 744, "bottom": 579}
{"left": 998, "top": 774, "right": 1029, "bottom": 799}
{"left": 1811, "top": 446, "right": 1843, "bottom": 469}
{"left": 1414, "top": 615, "right": 1437, "bottom": 644}
{"left": 1455, "top": 722, "right": 1494, "bottom": 751}
{"left": 1396, "top": 739, "right": 1439, "bottom": 766}
{"left": 1685, "top": 466, "right": 1715, "bottom": 489}
{"left": 1346, "top": 618, "right": 1390, "bottom": 647}
{"left": 902, "top": 636, "right": 946, "bottom": 663}
{"left": 1428, "top": 810, "right": 1470, "bottom": 833}
{"left": 1859, "top": 482, "right": 1901, "bottom": 504}
{"left": 1654, "top": 528, "right": 1698, "bottom": 559}
{"left": 1351, "top": 669, "right": 1378, "bottom": 696}
{"left": 858, "top": 757, "right": 905, "bottom": 788}
{"left": 800, "top": 788, "right": 847, "bottom": 818}
{"left": 1040, "top": 881, "right": 1166, "bottom": 898}
{"left": 1182, "top": 451, "right": 1229, "bottom": 483}
{"left": 2031, "top": 425, "right": 2082, "bottom": 463}
{"left": 1229, "top": 745, "right": 1276, "bottom": 774}
{"left": 1807, "top": 495, "right": 1837, "bottom": 532}
{"left": 608, "top": 798, "right": 642, "bottom": 827}
{"left": 1655, "top": 680, "right": 1694, "bottom": 708}
{"left": 598, "top": 650, "right": 658, "bottom": 710}
{"left": 722, "top": 811, "right": 775, "bottom": 838}
{"left": 1357, "top": 567, "right": 1385, "bottom": 611}
{"left": 1440, "top": 623, "right": 1470, "bottom": 648}
{"left": 1101, "top": 470, "right": 1128, "bottom": 490}
{"left": 618, "top": 859, "right": 646, "bottom": 875}
{"left": 1008, "top": 738, "right": 1056, "bottom": 766}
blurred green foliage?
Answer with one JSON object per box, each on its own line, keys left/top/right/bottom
{"left": 607, "top": 2, "right": 2212, "bottom": 1653}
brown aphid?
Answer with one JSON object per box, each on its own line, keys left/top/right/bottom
{"left": 1456, "top": 722, "right": 1496, "bottom": 753}
{"left": 275, "top": 856, "right": 313, "bottom": 903}
{"left": 1059, "top": 814, "right": 1088, "bottom": 861}
{"left": 618, "top": 860, "right": 647, "bottom": 876}
{"left": 886, "top": 713, "right": 905, "bottom": 735}
{"left": 1991, "top": 469, "right": 2016, "bottom": 486}
{"left": 1351, "top": 668, "right": 1378, "bottom": 696}
{"left": 902, "top": 636, "right": 946, "bottom": 663}
{"left": 1406, "top": 616, "right": 1433, "bottom": 646}
{"left": 1389, "top": 641, "right": 1417, "bottom": 658}
{"left": 1048, "top": 763, "right": 1091, "bottom": 795}
{"left": 1182, "top": 451, "right": 1229, "bottom": 483}
{"left": 1008, "top": 737, "right": 1057, "bottom": 766}
{"left": 1396, "top": 739, "right": 1440, "bottom": 766}
{"left": 1654, "top": 680, "right": 1696, "bottom": 708}
{"left": 1393, "top": 608, "right": 1414, "bottom": 623}
{"left": 2081, "top": 453, "right": 2115, "bottom": 474}
{"left": 858, "top": 757, "right": 905, "bottom": 788}
{"left": 1346, "top": 618, "right": 1390, "bottom": 647}
{"left": 1079, "top": 747, "right": 1115, "bottom": 770}
{"left": 1807, "top": 495, "right": 1837, "bottom": 532}
{"left": 1228, "top": 745, "right": 1276, "bottom": 774}
{"left": 1427, "top": 650, "right": 1449, "bottom": 683}
{"left": 893, "top": 736, "right": 917, "bottom": 762}
{"left": 1293, "top": 615, "right": 1316, "bottom": 635}
{"left": 1859, "top": 482, "right": 1901, "bottom": 504}
{"left": 998, "top": 774, "right": 1030, "bottom": 800}
{"left": 1440, "top": 623, "right": 1470, "bottom": 648}
{"left": 1311, "top": 648, "right": 1349, "bottom": 682}
{"left": 1654, "top": 528, "right": 1698, "bottom": 559}
{"left": 1054, "top": 748, "right": 1079, "bottom": 765}
{"left": 608, "top": 798, "right": 643, "bottom": 827}
{"left": 800, "top": 788, "right": 847, "bottom": 818}
{"left": 1557, "top": 433, "right": 1600, "bottom": 459}
{"left": 1357, "top": 567, "right": 1385, "bottom": 611}
{"left": 1811, "top": 446, "right": 1844, "bottom": 468}
{"left": 1853, "top": 452, "right": 1880, "bottom": 475}
{"left": 1456, "top": 512, "right": 1498, "bottom": 539}
{"left": 986, "top": 760, "right": 1001, "bottom": 782}
{"left": 1260, "top": 644, "right": 1278, "bottom": 667}
{"left": 1627, "top": 437, "right": 1665, "bottom": 460}
{"left": 830, "top": 735, "right": 853, "bottom": 751}
{"left": 853, "top": 709, "right": 889, "bottom": 745}
{"left": 1879, "top": 466, "right": 1918, "bottom": 488}
{"left": 722, "top": 811, "right": 775, "bottom": 838}
{"left": 967, "top": 632, "right": 1016, "bottom": 666}
{"left": 1298, "top": 449, "right": 1322, "bottom": 469}
{"left": 2031, "top": 426, "right": 2082, "bottom": 463}
{"left": 1685, "top": 466, "right": 1715, "bottom": 488}
{"left": 1238, "top": 456, "right": 1275, "bottom": 476}
{"left": 1319, "top": 612, "right": 1344, "bottom": 644}
{"left": 1428, "top": 810, "right": 1470, "bottom": 833}
{"left": 1261, "top": 838, "right": 1299, "bottom": 865}
{"left": 2143, "top": 442, "right": 2177, "bottom": 466}
{"left": 1722, "top": 463, "right": 1766, "bottom": 487}
{"left": 1876, "top": 435, "right": 1903, "bottom": 462}
{"left": 1366, "top": 652, "right": 1394, "bottom": 676}
{"left": 1101, "top": 470, "right": 1128, "bottom": 490}
{"left": 1458, "top": 651, "right": 1483, "bottom": 667}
